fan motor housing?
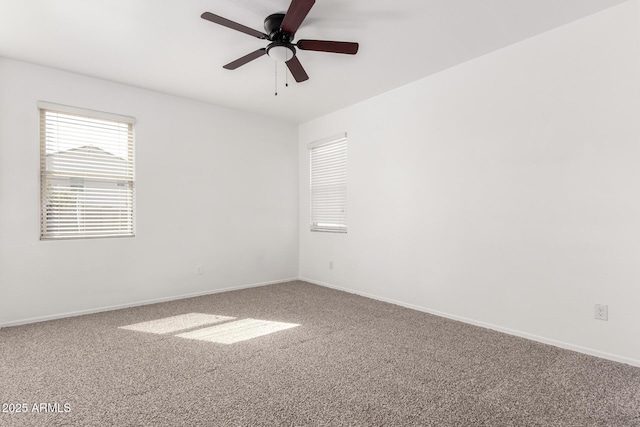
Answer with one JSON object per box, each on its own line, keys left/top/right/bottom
{"left": 264, "top": 13, "right": 291, "bottom": 41}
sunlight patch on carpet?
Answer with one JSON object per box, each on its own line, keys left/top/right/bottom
{"left": 119, "top": 313, "right": 235, "bottom": 334}
{"left": 175, "top": 318, "right": 300, "bottom": 344}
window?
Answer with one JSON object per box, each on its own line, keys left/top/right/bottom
{"left": 39, "top": 101, "right": 135, "bottom": 240}
{"left": 309, "top": 133, "right": 347, "bottom": 233}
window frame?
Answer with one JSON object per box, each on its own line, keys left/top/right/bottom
{"left": 308, "top": 132, "right": 348, "bottom": 234}
{"left": 38, "top": 101, "right": 136, "bottom": 240}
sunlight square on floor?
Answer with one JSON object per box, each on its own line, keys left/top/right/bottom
{"left": 175, "top": 318, "right": 300, "bottom": 344}
{"left": 119, "top": 313, "right": 235, "bottom": 334}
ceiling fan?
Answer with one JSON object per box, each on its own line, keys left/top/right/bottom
{"left": 201, "top": 0, "right": 359, "bottom": 83}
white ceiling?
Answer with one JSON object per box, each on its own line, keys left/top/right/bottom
{"left": 0, "top": 0, "right": 628, "bottom": 123}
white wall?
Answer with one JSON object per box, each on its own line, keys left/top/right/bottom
{"left": 299, "top": 1, "right": 640, "bottom": 366}
{"left": 0, "top": 58, "right": 299, "bottom": 325}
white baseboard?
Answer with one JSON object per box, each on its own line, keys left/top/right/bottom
{"left": 300, "top": 277, "right": 640, "bottom": 368}
{"left": 0, "top": 277, "right": 299, "bottom": 328}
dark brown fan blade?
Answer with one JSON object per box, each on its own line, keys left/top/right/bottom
{"left": 223, "top": 49, "right": 267, "bottom": 70}
{"left": 201, "top": 12, "right": 267, "bottom": 39}
{"left": 297, "top": 40, "right": 359, "bottom": 55}
{"left": 285, "top": 56, "right": 309, "bottom": 82}
{"left": 280, "top": 0, "right": 315, "bottom": 34}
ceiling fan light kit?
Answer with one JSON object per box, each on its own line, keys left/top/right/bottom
{"left": 266, "top": 44, "right": 295, "bottom": 63}
{"left": 201, "top": 0, "right": 358, "bottom": 85}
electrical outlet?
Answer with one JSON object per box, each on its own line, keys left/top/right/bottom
{"left": 329, "top": 261, "right": 333, "bottom": 270}
{"left": 196, "top": 265, "right": 204, "bottom": 276}
{"left": 594, "top": 304, "right": 608, "bottom": 321}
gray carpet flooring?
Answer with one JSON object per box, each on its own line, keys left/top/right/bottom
{"left": 1, "top": 281, "right": 639, "bottom": 426}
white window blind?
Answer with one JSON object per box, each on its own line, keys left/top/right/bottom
{"left": 39, "top": 102, "right": 135, "bottom": 240}
{"left": 309, "top": 133, "right": 347, "bottom": 233}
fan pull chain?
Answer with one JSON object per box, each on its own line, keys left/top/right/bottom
{"left": 275, "top": 62, "right": 278, "bottom": 96}
{"left": 285, "top": 51, "right": 289, "bottom": 87}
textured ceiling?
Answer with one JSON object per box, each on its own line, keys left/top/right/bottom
{"left": 0, "top": 0, "right": 629, "bottom": 123}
